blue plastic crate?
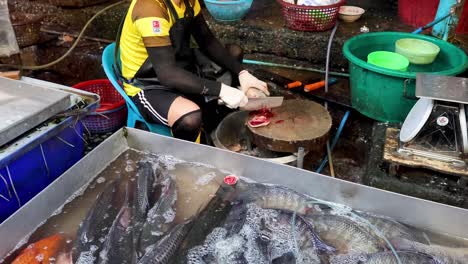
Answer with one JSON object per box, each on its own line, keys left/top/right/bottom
{"left": 0, "top": 118, "right": 84, "bottom": 223}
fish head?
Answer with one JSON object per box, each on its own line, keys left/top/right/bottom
{"left": 218, "top": 182, "right": 242, "bottom": 202}
{"left": 329, "top": 254, "right": 368, "bottom": 264}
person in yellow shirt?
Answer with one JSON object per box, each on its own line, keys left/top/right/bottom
{"left": 119, "top": 0, "right": 269, "bottom": 142}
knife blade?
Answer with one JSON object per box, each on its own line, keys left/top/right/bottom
{"left": 240, "top": 96, "right": 284, "bottom": 111}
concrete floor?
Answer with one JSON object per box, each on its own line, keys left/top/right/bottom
{"left": 4, "top": 0, "right": 468, "bottom": 208}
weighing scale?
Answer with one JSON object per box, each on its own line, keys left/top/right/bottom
{"left": 397, "top": 74, "right": 468, "bottom": 168}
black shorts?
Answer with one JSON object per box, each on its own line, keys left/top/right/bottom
{"left": 130, "top": 49, "right": 235, "bottom": 128}
{"left": 131, "top": 89, "right": 182, "bottom": 126}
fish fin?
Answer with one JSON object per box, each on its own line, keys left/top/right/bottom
{"left": 312, "top": 232, "right": 336, "bottom": 253}
{"left": 397, "top": 250, "right": 442, "bottom": 264}
{"left": 422, "top": 232, "right": 432, "bottom": 245}
{"left": 390, "top": 238, "right": 418, "bottom": 251}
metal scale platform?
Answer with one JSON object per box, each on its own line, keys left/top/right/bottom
{"left": 384, "top": 74, "right": 468, "bottom": 177}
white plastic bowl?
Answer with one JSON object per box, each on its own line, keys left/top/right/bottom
{"left": 338, "top": 5, "right": 365, "bottom": 23}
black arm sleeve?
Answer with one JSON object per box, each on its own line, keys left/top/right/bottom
{"left": 146, "top": 46, "right": 221, "bottom": 96}
{"left": 191, "top": 14, "right": 242, "bottom": 75}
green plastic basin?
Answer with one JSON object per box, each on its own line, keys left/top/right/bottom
{"left": 396, "top": 38, "right": 441, "bottom": 65}
{"left": 343, "top": 32, "right": 468, "bottom": 123}
{"left": 367, "top": 51, "right": 410, "bottom": 71}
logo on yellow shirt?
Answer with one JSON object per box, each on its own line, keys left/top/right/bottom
{"left": 152, "top": 20, "right": 161, "bottom": 33}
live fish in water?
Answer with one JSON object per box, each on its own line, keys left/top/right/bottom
{"left": 12, "top": 234, "right": 66, "bottom": 264}
{"left": 98, "top": 183, "right": 137, "bottom": 264}
{"left": 134, "top": 161, "right": 157, "bottom": 223}
{"left": 253, "top": 205, "right": 334, "bottom": 263}
{"left": 271, "top": 252, "right": 296, "bottom": 264}
{"left": 172, "top": 182, "right": 238, "bottom": 264}
{"left": 223, "top": 203, "right": 249, "bottom": 236}
{"left": 73, "top": 180, "right": 124, "bottom": 263}
{"left": 355, "top": 211, "right": 430, "bottom": 244}
{"left": 138, "top": 175, "right": 178, "bottom": 255}
{"left": 392, "top": 238, "right": 468, "bottom": 264}
{"left": 187, "top": 203, "right": 333, "bottom": 264}
{"left": 133, "top": 161, "right": 162, "bottom": 258}
{"left": 306, "top": 214, "right": 385, "bottom": 254}
{"left": 138, "top": 219, "right": 195, "bottom": 264}
{"left": 330, "top": 251, "right": 441, "bottom": 264}
{"left": 234, "top": 182, "right": 318, "bottom": 215}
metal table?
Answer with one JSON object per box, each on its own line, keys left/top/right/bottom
{"left": 0, "top": 77, "right": 71, "bottom": 146}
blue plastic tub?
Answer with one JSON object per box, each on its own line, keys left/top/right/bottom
{"left": 0, "top": 117, "right": 85, "bottom": 223}
{"left": 205, "top": 0, "right": 253, "bottom": 22}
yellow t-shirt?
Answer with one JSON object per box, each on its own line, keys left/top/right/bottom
{"left": 120, "top": 0, "right": 201, "bottom": 96}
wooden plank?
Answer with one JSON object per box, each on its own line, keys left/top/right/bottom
{"left": 383, "top": 128, "right": 468, "bottom": 178}
{"left": 247, "top": 99, "right": 331, "bottom": 153}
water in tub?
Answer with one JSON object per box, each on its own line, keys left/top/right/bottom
{"left": 3, "top": 149, "right": 468, "bottom": 264}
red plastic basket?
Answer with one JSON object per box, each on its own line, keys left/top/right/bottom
{"left": 72, "top": 79, "right": 127, "bottom": 133}
{"left": 277, "top": 0, "right": 345, "bottom": 32}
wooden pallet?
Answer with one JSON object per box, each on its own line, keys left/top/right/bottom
{"left": 383, "top": 127, "right": 468, "bottom": 179}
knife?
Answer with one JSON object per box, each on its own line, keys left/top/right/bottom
{"left": 240, "top": 96, "right": 284, "bottom": 111}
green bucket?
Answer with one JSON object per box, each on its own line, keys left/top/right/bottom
{"left": 343, "top": 32, "right": 468, "bottom": 123}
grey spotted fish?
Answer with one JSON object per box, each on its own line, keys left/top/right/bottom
{"left": 133, "top": 162, "right": 161, "bottom": 258}
{"left": 392, "top": 238, "right": 468, "bottom": 264}
{"left": 329, "top": 251, "right": 441, "bottom": 264}
{"left": 235, "top": 182, "right": 317, "bottom": 215}
{"left": 138, "top": 219, "right": 194, "bottom": 264}
{"left": 138, "top": 176, "right": 177, "bottom": 255}
{"left": 250, "top": 205, "right": 334, "bottom": 263}
{"left": 72, "top": 180, "right": 124, "bottom": 263}
{"left": 356, "top": 211, "right": 430, "bottom": 244}
{"left": 306, "top": 214, "right": 385, "bottom": 254}
{"left": 134, "top": 161, "right": 156, "bottom": 223}
{"left": 98, "top": 183, "right": 137, "bottom": 264}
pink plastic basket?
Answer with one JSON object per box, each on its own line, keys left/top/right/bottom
{"left": 277, "top": 0, "right": 345, "bottom": 32}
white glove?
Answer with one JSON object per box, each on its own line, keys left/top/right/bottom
{"left": 219, "top": 84, "right": 249, "bottom": 109}
{"left": 239, "top": 70, "right": 270, "bottom": 96}
{"left": 246, "top": 87, "right": 267, "bottom": 98}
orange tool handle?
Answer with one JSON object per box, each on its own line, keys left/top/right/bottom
{"left": 304, "top": 80, "right": 326, "bottom": 92}
{"left": 285, "top": 81, "right": 302, "bottom": 89}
